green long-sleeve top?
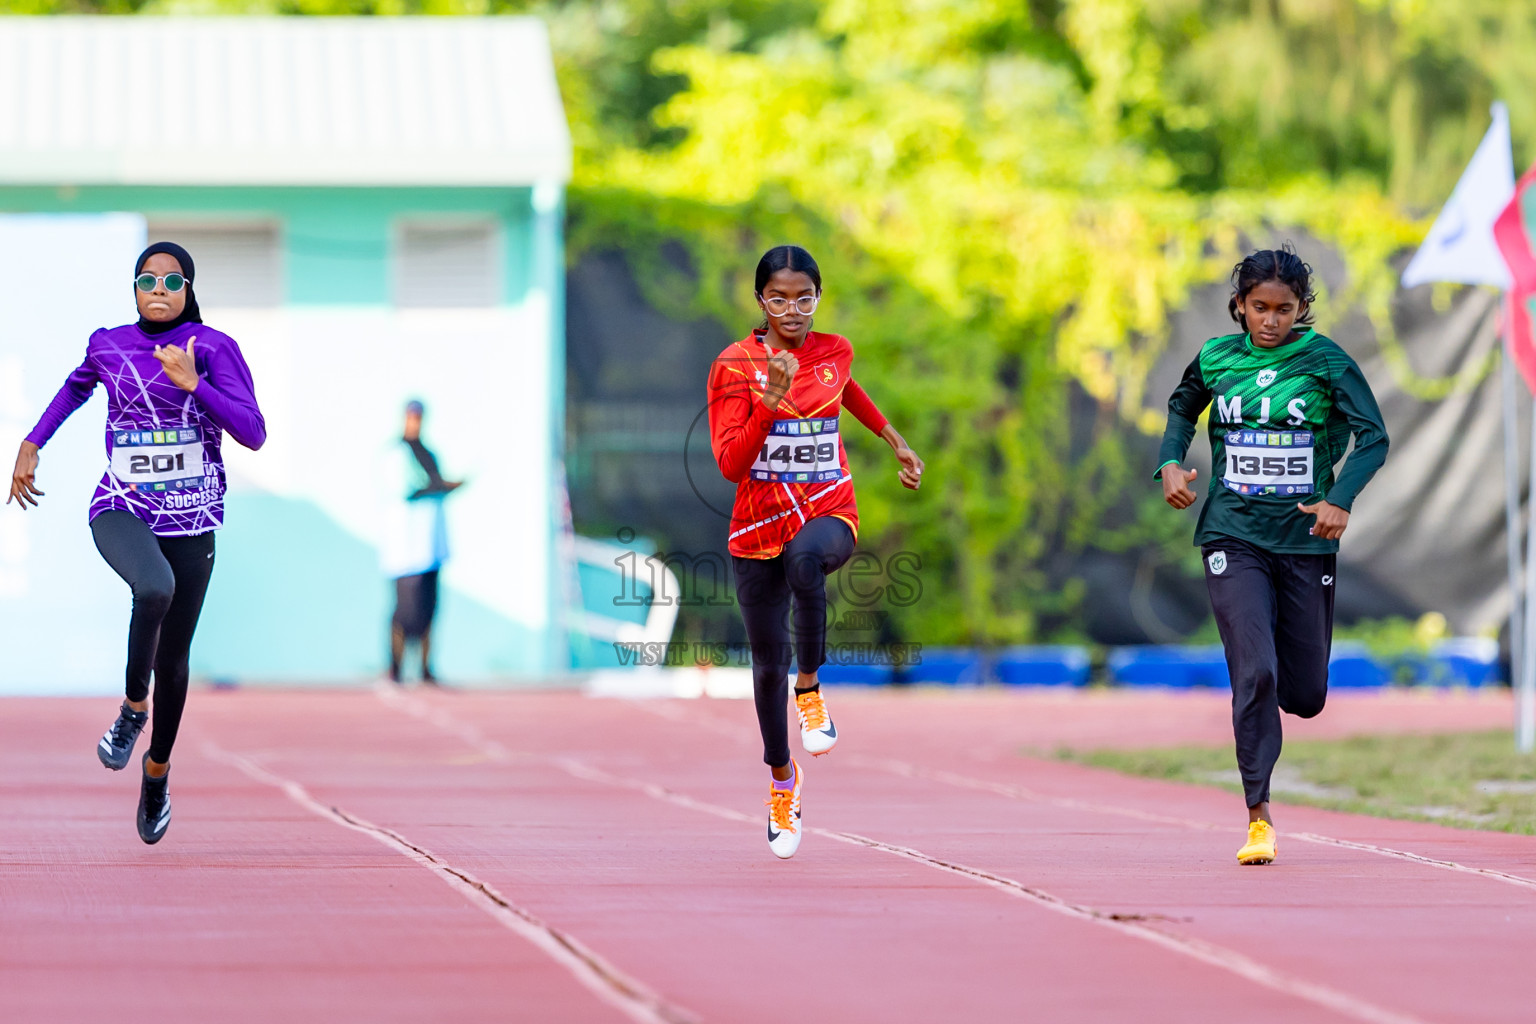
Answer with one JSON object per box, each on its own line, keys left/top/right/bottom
{"left": 1155, "top": 329, "right": 1389, "bottom": 554}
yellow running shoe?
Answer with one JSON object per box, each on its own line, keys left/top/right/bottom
{"left": 1237, "top": 819, "right": 1278, "bottom": 865}
{"left": 795, "top": 688, "right": 838, "bottom": 756}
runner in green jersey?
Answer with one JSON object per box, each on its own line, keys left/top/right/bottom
{"left": 1156, "top": 247, "right": 1389, "bottom": 866}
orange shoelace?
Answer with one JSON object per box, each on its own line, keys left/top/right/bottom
{"left": 767, "top": 786, "right": 798, "bottom": 832}
{"left": 1247, "top": 820, "right": 1273, "bottom": 844}
{"left": 796, "top": 690, "right": 828, "bottom": 731}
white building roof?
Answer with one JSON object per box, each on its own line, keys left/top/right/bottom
{"left": 0, "top": 17, "right": 571, "bottom": 187}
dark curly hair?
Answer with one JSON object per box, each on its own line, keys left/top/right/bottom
{"left": 1228, "top": 245, "right": 1316, "bottom": 331}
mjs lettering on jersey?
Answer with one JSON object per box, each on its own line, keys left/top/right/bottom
{"left": 1207, "top": 363, "right": 1325, "bottom": 497}
{"left": 1213, "top": 393, "right": 1309, "bottom": 428}
{"left": 1157, "top": 329, "right": 1390, "bottom": 553}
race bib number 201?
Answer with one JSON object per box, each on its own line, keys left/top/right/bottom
{"left": 109, "top": 428, "right": 207, "bottom": 493}
{"left": 1222, "top": 430, "right": 1314, "bottom": 496}
{"left": 751, "top": 417, "right": 843, "bottom": 483}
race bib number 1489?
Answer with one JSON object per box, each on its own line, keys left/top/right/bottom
{"left": 751, "top": 417, "right": 843, "bottom": 483}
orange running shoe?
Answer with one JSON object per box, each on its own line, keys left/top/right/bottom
{"left": 795, "top": 688, "right": 838, "bottom": 756}
{"left": 1237, "top": 819, "right": 1278, "bottom": 865}
{"left": 766, "top": 759, "right": 803, "bottom": 859}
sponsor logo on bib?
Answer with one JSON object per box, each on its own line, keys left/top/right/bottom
{"left": 815, "top": 362, "right": 840, "bottom": 387}
{"left": 1208, "top": 551, "right": 1227, "bottom": 575}
{"left": 1257, "top": 369, "right": 1277, "bottom": 387}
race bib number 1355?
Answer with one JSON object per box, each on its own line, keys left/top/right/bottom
{"left": 1222, "top": 430, "right": 1314, "bottom": 496}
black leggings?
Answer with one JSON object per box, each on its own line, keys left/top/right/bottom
{"left": 733, "top": 516, "right": 855, "bottom": 767}
{"left": 1203, "top": 539, "right": 1335, "bottom": 807}
{"left": 91, "top": 510, "right": 216, "bottom": 764}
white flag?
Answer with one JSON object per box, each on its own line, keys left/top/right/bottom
{"left": 1402, "top": 102, "right": 1515, "bottom": 289}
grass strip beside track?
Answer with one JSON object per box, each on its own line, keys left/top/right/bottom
{"left": 1058, "top": 730, "right": 1536, "bottom": 835}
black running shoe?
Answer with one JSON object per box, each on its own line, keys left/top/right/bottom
{"left": 137, "top": 754, "right": 171, "bottom": 845}
{"left": 98, "top": 702, "right": 147, "bottom": 771}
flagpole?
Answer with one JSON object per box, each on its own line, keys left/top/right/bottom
{"left": 1503, "top": 315, "right": 1526, "bottom": 714}
{"left": 1523, "top": 365, "right": 1536, "bottom": 752}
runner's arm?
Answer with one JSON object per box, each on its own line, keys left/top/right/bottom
{"left": 842, "top": 379, "right": 890, "bottom": 435}
{"left": 1324, "top": 359, "right": 1389, "bottom": 512}
{"left": 845, "top": 378, "right": 923, "bottom": 487}
{"left": 1154, "top": 355, "right": 1211, "bottom": 478}
{"left": 708, "top": 360, "right": 775, "bottom": 484}
{"left": 192, "top": 338, "right": 267, "bottom": 451}
{"left": 25, "top": 353, "right": 100, "bottom": 449}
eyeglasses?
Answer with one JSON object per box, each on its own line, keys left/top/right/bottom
{"left": 761, "top": 294, "right": 820, "bottom": 317}
{"left": 135, "top": 273, "right": 188, "bottom": 294}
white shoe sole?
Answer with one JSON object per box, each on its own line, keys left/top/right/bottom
{"left": 769, "top": 831, "right": 802, "bottom": 859}
{"left": 801, "top": 727, "right": 838, "bottom": 756}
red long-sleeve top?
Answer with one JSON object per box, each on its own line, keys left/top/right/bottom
{"left": 707, "top": 330, "right": 889, "bottom": 558}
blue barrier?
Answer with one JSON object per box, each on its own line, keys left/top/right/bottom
{"left": 1107, "top": 646, "right": 1229, "bottom": 688}
{"left": 1327, "top": 643, "right": 1390, "bottom": 688}
{"left": 1424, "top": 638, "right": 1500, "bottom": 688}
{"left": 993, "top": 646, "right": 1091, "bottom": 687}
{"left": 818, "top": 662, "right": 895, "bottom": 685}
{"left": 907, "top": 647, "right": 988, "bottom": 685}
{"left": 811, "top": 640, "right": 1499, "bottom": 689}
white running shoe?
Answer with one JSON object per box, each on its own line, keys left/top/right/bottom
{"left": 766, "top": 759, "right": 803, "bottom": 860}
{"left": 795, "top": 688, "right": 838, "bottom": 756}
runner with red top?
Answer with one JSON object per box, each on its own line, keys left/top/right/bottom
{"left": 708, "top": 245, "right": 923, "bottom": 859}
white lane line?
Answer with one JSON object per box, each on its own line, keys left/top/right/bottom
{"left": 631, "top": 700, "right": 1536, "bottom": 894}
{"left": 842, "top": 754, "right": 1536, "bottom": 893}
{"left": 1287, "top": 831, "right": 1536, "bottom": 892}
{"left": 202, "top": 740, "right": 699, "bottom": 1024}
{"left": 377, "top": 692, "right": 1429, "bottom": 1024}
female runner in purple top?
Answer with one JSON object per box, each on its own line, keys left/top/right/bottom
{"left": 7, "top": 241, "right": 266, "bottom": 844}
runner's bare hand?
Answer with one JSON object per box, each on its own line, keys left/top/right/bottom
{"left": 895, "top": 445, "right": 924, "bottom": 490}
{"left": 1161, "top": 465, "right": 1197, "bottom": 509}
{"left": 1298, "top": 499, "right": 1349, "bottom": 540}
{"left": 8, "top": 440, "right": 43, "bottom": 509}
{"left": 764, "top": 351, "right": 799, "bottom": 410}
{"left": 154, "top": 335, "right": 200, "bottom": 392}
{"left": 879, "top": 426, "right": 924, "bottom": 490}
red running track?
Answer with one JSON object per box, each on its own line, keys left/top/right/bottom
{"left": 1, "top": 687, "right": 1530, "bottom": 1024}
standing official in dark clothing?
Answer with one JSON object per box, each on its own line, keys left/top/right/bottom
{"left": 382, "top": 400, "right": 461, "bottom": 684}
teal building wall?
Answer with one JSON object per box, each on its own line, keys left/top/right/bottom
{"left": 0, "top": 189, "right": 567, "bottom": 684}
{"left": 0, "top": 185, "right": 539, "bottom": 305}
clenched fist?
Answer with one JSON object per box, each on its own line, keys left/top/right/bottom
{"left": 1161, "top": 464, "right": 1198, "bottom": 510}
{"left": 764, "top": 349, "right": 799, "bottom": 411}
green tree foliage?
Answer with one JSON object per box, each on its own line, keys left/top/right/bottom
{"left": 552, "top": 0, "right": 1441, "bottom": 642}
{"left": 9, "top": 0, "right": 1530, "bottom": 639}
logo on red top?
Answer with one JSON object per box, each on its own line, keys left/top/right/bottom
{"left": 814, "top": 362, "right": 840, "bottom": 388}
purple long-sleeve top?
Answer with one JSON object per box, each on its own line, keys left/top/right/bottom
{"left": 26, "top": 321, "right": 266, "bottom": 537}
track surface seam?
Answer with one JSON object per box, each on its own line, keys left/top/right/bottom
{"left": 202, "top": 740, "right": 700, "bottom": 1024}
{"left": 631, "top": 699, "right": 1536, "bottom": 893}
{"left": 375, "top": 689, "right": 1430, "bottom": 1024}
